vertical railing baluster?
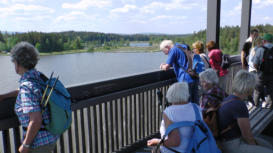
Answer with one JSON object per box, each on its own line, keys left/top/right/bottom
{"left": 124, "top": 97, "right": 128, "bottom": 146}
{"left": 68, "top": 115, "right": 73, "bottom": 153}
{"left": 79, "top": 109, "right": 86, "bottom": 153}
{"left": 104, "top": 102, "right": 109, "bottom": 153}
{"left": 113, "top": 99, "right": 119, "bottom": 151}
{"left": 127, "top": 96, "right": 132, "bottom": 145}
{"left": 144, "top": 91, "right": 148, "bottom": 137}
{"left": 12, "top": 127, "right": 21, "bottom": 153}
{"left": 91, "top": 106, "right": 98, "bottom": 153}
{"left": 98, "top": 104, "right": 104, "bottom": 153}
{"left": 86, "top": 107, "right": 92, "bottom": 153}
{"left": 74, "top": 110, "right": 80, "bottom": 153}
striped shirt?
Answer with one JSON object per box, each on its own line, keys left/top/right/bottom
{"left": 15, "top": 69, "right": 59, "bottom": 148}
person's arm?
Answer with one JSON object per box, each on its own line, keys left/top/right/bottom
{"left": 147, "top": 113, "right": 180, "bottom": 147}
{"left": 237, "top": 118, "right": 256, "bottom": 145}
{"left": 160, "top": 63, "right": 171, "bottom": 71}
{"left": 0, "top": 90, "right": 19, "bottom": 101}
{"left": 162, "top": 113, "right": 180, "bottom": 147}
{"left": 19, "top": 111, "right": 43, "bottom": 153}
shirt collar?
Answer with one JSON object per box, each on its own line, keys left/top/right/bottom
{"left": 19, "top": 69, "right": 40, "bottom": 83}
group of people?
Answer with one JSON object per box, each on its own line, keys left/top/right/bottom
{"left": 241, "top": 29, "right": 273, "bottom": 109}
{"left": 148, "top": 36, "right": 273, "bottom": 153}
{"left": 0, "top": 32, "right": 273, "bottom": 153}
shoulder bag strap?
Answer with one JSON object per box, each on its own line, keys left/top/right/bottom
{"left": 177, "top": 46, "right": 193, "bottom": 71}
{"left": 201, "top": 54, "right": 211, "bottom": 68}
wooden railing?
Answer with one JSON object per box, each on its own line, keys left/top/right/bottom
{"left": 0, "top": 55, "right": 242, "bottom": 153}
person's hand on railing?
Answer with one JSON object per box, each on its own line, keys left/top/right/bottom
{"left": 147, "top": 138, "right": 160, "bottom": 146}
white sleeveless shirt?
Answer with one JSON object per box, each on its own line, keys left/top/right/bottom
{"left": 160, "top": 103, "right": 202, "bottom": 153}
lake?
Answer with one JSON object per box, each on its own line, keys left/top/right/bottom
{"left": 0, "top": 52, "right": 166, "bottom": 94}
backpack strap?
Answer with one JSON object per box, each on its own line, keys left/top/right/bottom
{"left": 192, "top": 103, "right": 202, "bottom": 121}
{"left": 200, "top": 54, "right": 211, "bottom": 68}
{"left": 176, "top": 46, "right": 193, "bottom": 71}
{"left": 157, "top": 121, "right": 194, "bottom": 153}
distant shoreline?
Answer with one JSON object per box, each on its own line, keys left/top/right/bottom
{"left": 0, "top": 45, "right": 160, "bottom": 56}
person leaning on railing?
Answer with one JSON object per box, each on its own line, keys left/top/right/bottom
{"left": 218, "top": 70, "right": 273, "bottom": 153}
{"left": 147, "top": 82, "right": 202, "bottom": 153}
{"left": 8, "top": 42, "right": 59, "bottom": 153}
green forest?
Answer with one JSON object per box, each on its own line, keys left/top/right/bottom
{"left": 0, "top": 24, "right": 272, "bottom": 55}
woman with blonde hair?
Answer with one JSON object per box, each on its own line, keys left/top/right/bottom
{"left": 192, "top": 41, "right": 210, "bottom": 69}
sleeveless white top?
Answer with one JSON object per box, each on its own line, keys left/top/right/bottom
{"left": 160, "top": 103, "right": 202, "bottom": 153}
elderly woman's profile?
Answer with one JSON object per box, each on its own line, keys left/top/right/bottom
{"left": 9, "top": 42, "right": 59, "bottom": 153}
{"left": 218, "top": 70, "right": 273, "bottom": 153}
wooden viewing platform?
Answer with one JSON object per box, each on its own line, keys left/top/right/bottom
{"left": 0, "top": 55, "right": 272, "bottom": 153}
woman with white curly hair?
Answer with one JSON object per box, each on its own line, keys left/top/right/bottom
{"left": 147, "top": 82, "right": 202, "bottom": 153}
{"left": 218, "top": 70, "right": 273, "bottom": 153}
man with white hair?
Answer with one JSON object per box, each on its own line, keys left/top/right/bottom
{"left": 159, "top": 40, "right": 199, "bottom": 104}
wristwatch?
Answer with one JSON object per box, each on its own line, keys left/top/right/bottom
{"left": 22, "top": 143, "right": 31, "bottom": 148}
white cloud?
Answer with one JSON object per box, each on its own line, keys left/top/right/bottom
{"left": 0, "top": 4, "right": 55, "bottom": 18}
{"left": 0, "top": 0, "right": 8, "bottom": 4}
{"left": 62, "top": 0, "right": 111, "bottom": 10}
{"left": 150, "top": 15, "right": 186, "bottom": 21}
{"left": 140, "top": 0, "right": 198, "bottom": 14}
{"left": 11, "top": 0, "right": 34, "bottom": 2}
{"left": 121, "top": 0, "right": 136, "bottom": 4}
{"left": 253, "top": 0, "right": 273, "bottom": 8}
{"left": 15, "top": 15, "right": 50, "bottom": 22}
{"left": 111, "top": 4, "right": 137, "bottom": 13}
{"left": 226, "top": 2, "right": 241, "bottom": 16}
{"left": 264, "top": 16, "right": 272, "bottom": 21}
{"left": 55, "top": 11, "right": 98, "bottom": 22}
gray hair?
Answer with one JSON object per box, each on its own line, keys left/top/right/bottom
{"left": 160, "top": 40, "right": 173, "bottom": 50}
{"left": 232, "top": 70, "right": 257, "bottom": 95}
{"left": 10, "top": 42, "right": 39, "bottom": 70}
{"left": 199, "top": 68, "right": 219, "bottom": 85}
{"left": 166, "top": 82, "right": 190, "bottom": 103}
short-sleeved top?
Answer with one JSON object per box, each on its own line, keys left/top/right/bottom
{"left": 160, "top": 103, "right": 202, "bottom": 153}
{"left": 242, "top": 41, "right": 252, "bottom": 67}
{"left": 252, "top": 43, "right": 273, "bottom": 68}
{"left": 218, "top": 95, "right": 249, "bottom": 140}
{"left": 166, "top": 43, "right": 194, "bottom": 83}
{"left": 15, "top": 69, "right": 59, "bottom": 148}
{"left": 208, "top": 49, "right": 228, "bottom": 77}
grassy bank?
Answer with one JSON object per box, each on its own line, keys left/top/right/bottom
{"left": 1, "top": 44, "right": 160, "bottom": 56}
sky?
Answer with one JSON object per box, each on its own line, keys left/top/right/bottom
{"left": 0, "top": 0, "right": 272, "bottom": 34}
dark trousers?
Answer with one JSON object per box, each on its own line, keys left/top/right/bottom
{"left": 188, "top": 81, "right": 200, "bottom": 105}
{"left": 253, "top": 74, "right": 273, "bottom": 108}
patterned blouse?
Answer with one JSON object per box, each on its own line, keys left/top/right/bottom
{"left": 15, "top": 69, "right": 59, "bottom": 148}
{"left": 200, "top": 86, "right": 228, "bottom": 110}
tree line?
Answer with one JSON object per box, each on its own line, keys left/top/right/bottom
{"left": 0, "top": 24, "right": 272, "bottom": 54}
